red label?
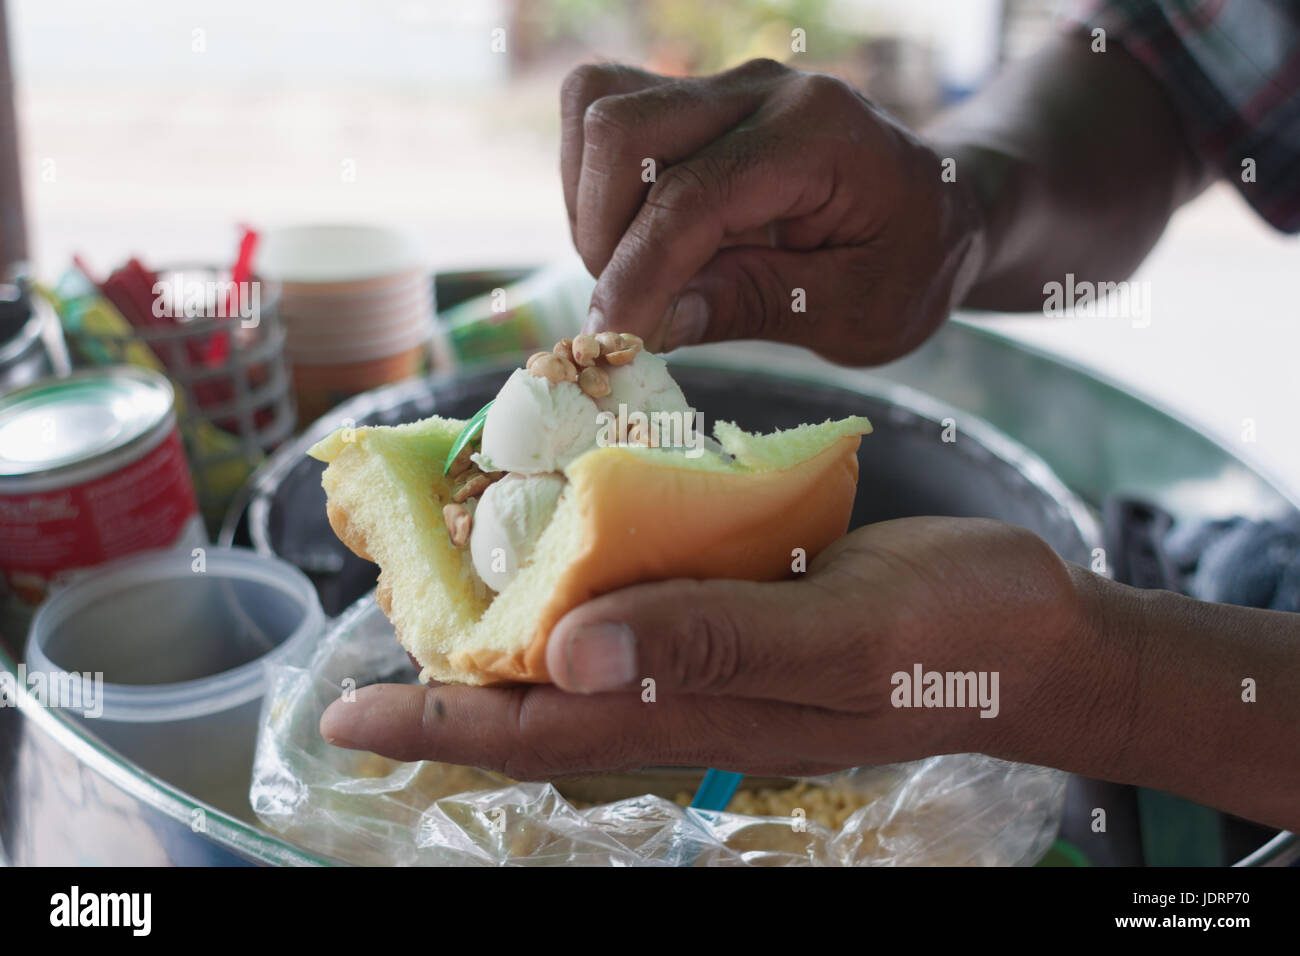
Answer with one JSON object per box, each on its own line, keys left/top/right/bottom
{"left": 0, "top": 428, "right": 199, "bottom": 603}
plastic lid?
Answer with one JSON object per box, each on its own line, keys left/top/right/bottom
{"left": 0, "top": 367, "right": 173, "bottom": 477}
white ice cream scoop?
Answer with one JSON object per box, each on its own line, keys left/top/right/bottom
{"left": 470, "top": 473, "right": 566, "bottom": 592}
{"left": 477, "top": 369, "right": 601, "bottom": 474}
{"left": 593, "top": 350, "right": 692, "bottom": 417}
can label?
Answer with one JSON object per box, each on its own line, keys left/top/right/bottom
{"left": 0, "top": 427, "right": 199, "bottom": 605}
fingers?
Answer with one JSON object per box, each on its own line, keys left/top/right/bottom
{"left": 544, "top": 577, "right": 873, "bottom": 708}
{"left": 560, "top": 63, "right": 664, "bottom": 244}
{"left": 582, "top": 119, "right": 838, "bottom": 347}
{"left": 570, "top": 58, "right": 792, "bottom": 278}
{"left": 318, "top": 681, "right": 862, "bottom": 780}
{"left": 656, "top": 244, "right": 900, "bottom": 362}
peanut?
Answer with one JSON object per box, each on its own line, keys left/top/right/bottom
{"left": 594, "top": 331, "right": 623, "bottom": 355}
{"left": 526, "top": 352, "right": 567, "bottom": 384}
{"left": 571, "top": 333, "right": 600, "bottom": 367}
{"left": 626, "top": 420, "right": 651, "bottom": 446}
{"left": 596, "top": 331, "right": 642, "bottom": 366}
{"left": 443, "top": 503, "right": 472, "bottom": 547}
{"left": 605, "top": 344, "right": 640, "bottom": 366}
{"left": 553, "top": 350, "right": 579, "bottom": 383}
{"left": 446, "top": 442, "right": 475, "bottom": 479}
{"left": 452, "top": 471, "right": 492, "bottom": 502}
{"left": 577, "top": 365, "right": 611, "bottom": 398}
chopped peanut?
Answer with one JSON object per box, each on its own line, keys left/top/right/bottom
{"left": 452, "top": 471, "right": 492, "bottom": 502}
{"left": 443, "top": 503, "right": 472, "bottom": 547}
{"left": 571, "top": 333, "right": 600, "bottom": 367}
{"left": 526, "top": 352, "right": 568, "bottom": 384}
{"left": 553, "top": 350, "right": 579, "bottom": 383}
{"left": 592, "top": 331, "right": 642, "bottom": 366}
{"left": 594, "top": 331, "right": 623, "bottom": 355}
{"left": 446, "top": 442, "right": 475, "bottom": 479}
{"left": 605, "top": 345, "right": 640, "bottom": 366}
{"left": 578, "top": 365, "right": 611, "bottom": 398}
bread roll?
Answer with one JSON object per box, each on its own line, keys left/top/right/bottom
{"left": 309, "top": 413, "right": 871, "bottom": 685}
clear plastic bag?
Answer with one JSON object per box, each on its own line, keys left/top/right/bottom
{"left": 251, "top": 595, "right": 1067, "bottom": 866}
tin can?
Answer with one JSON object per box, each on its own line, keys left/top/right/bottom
{"left": 0, "top": 367, "right": 203, "bottom": 609}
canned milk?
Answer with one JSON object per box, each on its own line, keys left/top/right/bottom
{"left": 0, "top": 367, "right": 203, "bottom": 609}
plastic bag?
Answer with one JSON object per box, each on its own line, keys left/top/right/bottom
{"left": 251, "top": 595, "right": 1067, "bottom": 866}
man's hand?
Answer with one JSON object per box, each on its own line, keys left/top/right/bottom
{"left": 560, "top": 59, "right": 985, "bottom": 363}
{"left": 319, "top": 518, "right": 1086, "bottom": 780}
{"left": 320, "top": 515, "right": 1300, "bottom": 831}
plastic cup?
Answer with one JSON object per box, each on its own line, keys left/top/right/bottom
{"left": 25, "top": 547, "right": 324, "bottom": 820}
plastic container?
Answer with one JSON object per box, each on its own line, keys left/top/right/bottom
{"left": 25, "top": 547, "right": 324, "bottom": 820}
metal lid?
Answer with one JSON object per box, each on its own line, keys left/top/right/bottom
{"left": 0, "top": 367, "right": 174, "bottom": 478}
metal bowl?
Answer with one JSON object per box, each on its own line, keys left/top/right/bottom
{"left": 7, "top": 319, "right": 1294, "bottom": 865}
{"left": 219, "top": 361, "right": 1099, "bottom": 616}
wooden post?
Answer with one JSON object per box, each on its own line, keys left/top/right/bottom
{"left": 0, "top": 0, "right": 28, "bottom": 274}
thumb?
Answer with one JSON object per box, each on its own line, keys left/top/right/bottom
{"left": 656, "top": 245, "right": 870, "bottom": 359}
{"left": 545, "top": 575, "right": 860, "bottom": 704}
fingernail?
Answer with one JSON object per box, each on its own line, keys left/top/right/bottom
{"left": 585, "top": 306, "right": 608, "bottom": 334}
{"left": 563, "top": 622, "right": 636, "bottom": 693}
{"left": 664, "top": 293, "right": 708, "bottom": 351}
{"left": 319, "top": 700, "right": 356, "bottom": 749}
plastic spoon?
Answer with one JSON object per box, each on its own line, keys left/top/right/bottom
{"left": 690, "top": 769, "right": 743, "bottom": 812}
{"left": 666, "top": 769, "right": 744, "bottom": 866}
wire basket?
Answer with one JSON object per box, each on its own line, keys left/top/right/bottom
{"left": 61, "top": 265, "right": 296, "bottom": 531}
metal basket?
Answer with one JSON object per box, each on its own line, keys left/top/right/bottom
{"left": 61, "top": 265, "right": 296, "bottom": 530}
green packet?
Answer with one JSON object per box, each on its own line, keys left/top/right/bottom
{"left": 442, "top": 260, "right": 591, "bottom": 364}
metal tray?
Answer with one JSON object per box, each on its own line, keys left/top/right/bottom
{"left": 3, "top": 317, "right": 1294, "bottom": 866}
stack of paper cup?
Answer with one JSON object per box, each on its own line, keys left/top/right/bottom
{"left": 256, "top": 225, "right": 434, "bottom": 423}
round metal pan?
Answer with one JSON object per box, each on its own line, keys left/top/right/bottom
{"left": 219, "top": 361, "right": 1099, "bottom": 616}
{"left": 5, "top": 319, "right": 1294, "bottom": 865}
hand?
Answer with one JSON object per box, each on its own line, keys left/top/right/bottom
{"left": 560, "top": 58, "right": 985, "bottom": 363}
{"left": 319, "top": 518, "right": 1090, "bottom": 780}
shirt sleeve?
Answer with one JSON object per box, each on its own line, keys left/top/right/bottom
{"left": 1069, "top": 0, "right": 1300, "bottom": 233}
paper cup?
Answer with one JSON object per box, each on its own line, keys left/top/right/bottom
{"left": 291, "top": 342, "right": 429, "bottom": 424}
{"left": 257, "top": 225, "right": 435, "bottom": 421}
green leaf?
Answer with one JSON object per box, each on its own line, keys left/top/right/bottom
{"left": 443, "top": 400, "right": 494, "bottom": 475}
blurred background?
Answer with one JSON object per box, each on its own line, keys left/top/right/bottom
{"left": 3, "top": 0, "right": 1298, "bottom": 871}
{"left": 5, "top": 0, "right": 1298, "bottom": 480}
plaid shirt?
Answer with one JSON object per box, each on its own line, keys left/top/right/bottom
{"left": 1073, "top": 0, "right": 1300, "bottom": 232}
